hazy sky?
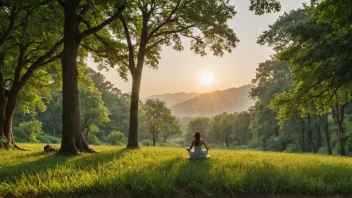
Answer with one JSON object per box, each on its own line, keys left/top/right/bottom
{"left": 88, "top": 0, "right": 308, "bottom": 97}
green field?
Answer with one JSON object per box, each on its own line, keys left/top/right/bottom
{"left": 1, "top": 144, "right": 352, "bottom": 197}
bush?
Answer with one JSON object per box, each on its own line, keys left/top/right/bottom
{"left": 317, "top": 147, "right": 327, "bottom": 154}
{"left": 140, "top": 139, "right": 151, "bottom": 146}
{"left": 267, "top": 136, "right": 285, "bottom": 152}
{"left": 285, "top": 143, "right": 298, "bottom": 153}
{"left": 87, "top": 134, "right": 101, "bottom": 145}
{"left": 95, "top": 130, "right": 107, "bottom": 142}
{"left": 36, "top": 132, "right": 61, "bottom": 144}
{"left": 16, "top": 120, "right": 43, "bottom": 143}
{"left": 106, "top": 131, "right": 125, "bottom": 145}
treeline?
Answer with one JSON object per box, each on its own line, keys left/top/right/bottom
{"left": 12, "top": 68, "right": 182, "bottom": 146}
{"left": 185, "top": 3, "right": 352, "bottom": 156}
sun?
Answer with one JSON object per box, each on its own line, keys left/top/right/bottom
{"left": 201, "top": 72, "right": 214, "bottom": 85}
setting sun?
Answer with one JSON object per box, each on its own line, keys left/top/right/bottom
{"left": 201, "top": 72, "right": 214, "bottom": 85}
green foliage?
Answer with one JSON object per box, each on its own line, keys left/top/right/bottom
{"left": 16, "top": 120, "right": 43, "bottom": 143}
{"left": 36, "top": 132, "right": 60, "bottom": 144}
{"left": 86, "top": 68, "right": 130, "bottom": 136}
{"left": 141, "top": 99, "right": 182, "bottom": 145}
{"left": 267, "top": 136, "right": 285, "bottom": 152}
{"left": 185, "top": 117, "right": 210, "bottom": 141}
{"left": 79, "top": 85, "right": 110, "bottom": 138}
{"left": 258, "top": 3, "right": 352, "bottom": 156}
{"left": 87, "top": 134, "right": 101, "bottom": 146}
{"left": 106, "top": 131, "right": 125, "bottom": 146}
{"left": 140, "top": 139, "right": 152, "bottom": 147}
{"left": 285, "top": 143, "right": 298, "bottom": 153}
{"left": 249, "top": 0, "right": 281, "bottom": 15}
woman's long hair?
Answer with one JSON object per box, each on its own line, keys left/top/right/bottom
{"left": 194, "top": 132, "right": 201, "bottom": 146}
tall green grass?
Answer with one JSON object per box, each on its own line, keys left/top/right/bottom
{"left": 1, "top": 144, "right": 352, "bottom": 197}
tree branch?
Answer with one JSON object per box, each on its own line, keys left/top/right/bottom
{"left": 16, "top": 39, "right": 63, "bottom": 91}
{"left": 148, "top": 0, "right": 182, "bottom": 38}
{"left": 120, "top": 14, "right": 136, "bottom": 72}
{"left": 13, "top": 45, "right": 26, "bottom": 84}
{"left": 77, "top": 3, "right": 126, "bottom": 41}
{"left": 150, "top": 24, "right": 195, "bottom": 38}
{"left": 146, "top": 38, "right": 165, "bottom": 53}
{"left": 0, "top": 7, "right": 16, "bottom": 46}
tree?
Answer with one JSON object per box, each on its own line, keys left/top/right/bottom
{"left": 142, "top": 99, "right": 174, "bottom": 146}
{"left": 38, "top": 92, "right": 62, "bottom": 137}
{"left": 161, "top": 114, "right": 182, "bottom": 143}
{"left": 86, "top": 69, "right": 130, "bottom": 136}
{"left": 207, "top": 113, "right": 227, "bottom": 145}
{"left": 232, "top": 111, "right": 251, "bottom": 146}
{"left": 101, "top": 0, "right": 239, "bottom": 149}
{"left": 249, "top": 60, "right": 291, "bottom": 149}
{"left": 16, "top": 119, "right": 43, "bottom": 143}
{"left": 54, "top": 0, "right": 126, "bottom": 155}
{"left": 0, "top": 0, "right": 63, "bottom": 149}
{"left": 249, "top": 0, "right": 281, "bottom": 15}
{"left": 79, "top": 86, "right": 110, "bottom": 142}
{"left": 259, "top": 6, "right": 352, "bottom": 155}
{"left": 185, "top": 117, "right": 210, "bottom": 143}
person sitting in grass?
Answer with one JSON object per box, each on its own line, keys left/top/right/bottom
{"left": 186, "top": 131, "right": 210, "bottom": 159}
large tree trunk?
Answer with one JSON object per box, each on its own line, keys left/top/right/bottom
{"left": 58, "top": 1, "right": 96, "bottom": 155}
{"left": 2, "top": 91, "right": 24, "bottom": 150}
{"left": 126, "top": 73, "right": 142, "bottom": 149}
{"left": 58, "top": 2, "right": 80, "bottom": 155}
{"left": 0, "top": 53, "right": 6, "bottom": 140}
{"left": 322, "top": 114, "right": 332, "bottom": 155}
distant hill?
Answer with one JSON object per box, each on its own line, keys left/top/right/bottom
{"left": 170, "top": 85, "right": 255, "bottom": 117}
{"left": 145, "top": 92, "right": 201, "bottom": 107}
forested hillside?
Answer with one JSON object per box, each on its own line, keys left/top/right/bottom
{"left": 145, "top": 92, "right": 201, "bottom": 107}
{"left": 170, "top": 85, "right": 255, "bottom": 117}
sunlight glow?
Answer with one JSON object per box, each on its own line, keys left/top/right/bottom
{"left": 201, "top": 72, "right": 214, "bottom": 86}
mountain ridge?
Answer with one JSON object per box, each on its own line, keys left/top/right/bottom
{"left": 170, "top": 85, "right": 255, "bottom": 117}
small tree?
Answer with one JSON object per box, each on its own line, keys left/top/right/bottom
{"left": 16, "top": 120, "right": 42, "bottom": 143}
{"left": 161, "top": 114, "right": 182, "bottom": 143}
{"left": 79, "top": 86, "right": 110, "bottom": 142}
{"left": 142, "top": 99, "right": 179, "bottom": 146}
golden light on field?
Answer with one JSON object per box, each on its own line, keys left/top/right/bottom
{"left": 200, "top": 72, "right": 214, "bottom": 86}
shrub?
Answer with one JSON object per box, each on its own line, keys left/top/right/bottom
{"left": 106, "top": 131, "right": 125, "bottom": 145}
{"left": 87, "top": 134, "right": 101, "bottom": 145}
{"left": 36, "top": 132, "right": 60, "bottom": 144}
{"left": 16, "top": 120, "right": 43, "bottom": 143}
{"left": 285, "top": 143, "right": 298, "bottom": 153}
{"left": 140, "top": 139, "right": 151, "bottom": 146}
{"left": 267, "top": 136, "right": 285, "bottom": 151}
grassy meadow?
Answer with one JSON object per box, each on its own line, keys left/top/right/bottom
{"left": 1, "top": 144, "right": 352, "bottom": 197}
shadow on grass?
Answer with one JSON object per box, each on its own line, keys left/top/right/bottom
{"left": 0, "top": 148, "right": 128, "bottom": 182}
{"left": 83, "top": 156, "right": 213, "bottom": 197}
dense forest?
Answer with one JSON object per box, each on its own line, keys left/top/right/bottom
{"left": 1, "top": 0, "right": 351, "bottom": 157}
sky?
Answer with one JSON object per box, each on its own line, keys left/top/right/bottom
{"left": 88, "top": 0, "right": 309, "bottom": 97}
